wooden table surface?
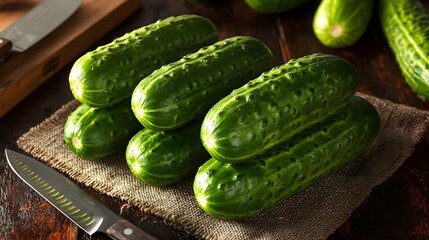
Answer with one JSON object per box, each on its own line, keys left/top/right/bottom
{"left": 1, "top": 0, "right": 429, "bottom": 239}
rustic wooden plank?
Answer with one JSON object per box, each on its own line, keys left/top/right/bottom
{"left": 0, "top": 0, "right": 142, "bottom": 118}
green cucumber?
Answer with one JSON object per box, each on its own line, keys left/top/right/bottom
{"left": 69, "top": 14, "right": 219, "bottom": 108}
{"left": 379, "top": 0, "right": 429, "bottom": 100}
{"left": 131, "top": 36, "right": 274, "bottom": 131}
{"left": 126, "top": 121, "right": 210, "bottom": 187}
{"left": 244, "top": 0, "right": 311, "bottom": 14}
{"left": 64, "top": 101, "right": 141, "bottom": 159}
{"left": 313, "top": 0, "right": 375, "bottom": 48}
{"left": 201, "top": 53, "right": 358, "bottom": 163}
{"left": 194, "top": 96, "right": 380, "bottom": 220}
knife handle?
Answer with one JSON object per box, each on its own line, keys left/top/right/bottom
{"left": 0, "top": 37, "right": 12, "bottom": 58}
{"left": 107, "top": 218, "right": 158, "bottom": 240}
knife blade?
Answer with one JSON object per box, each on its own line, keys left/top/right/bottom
{"left": 0, "top": 0, "right": 81, "bottom": 58}
{"left": 5, "top": 149, "right": 158, "bottom": 240}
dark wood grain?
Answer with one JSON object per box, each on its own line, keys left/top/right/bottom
{"left": 0, "top": 37, "right": 12, "bottom": 58}
{"left": 1, "top": 0, "right": 428, "bottom": 239}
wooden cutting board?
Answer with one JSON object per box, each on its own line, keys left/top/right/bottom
{"left": 0, "top": 0, "right": 142, "bottom": 118}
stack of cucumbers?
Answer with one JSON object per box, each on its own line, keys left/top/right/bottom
{"left": 64, "top": 14, "right": 381, "bottom": 220}
{"left": 127, "top": 33, "right": 275, "bottom": 186}
{"left": 64, "top": 15, "right": 220, "bottom": 160}
{"left": 195, "top": 54, "right": 380, "bottom": 220}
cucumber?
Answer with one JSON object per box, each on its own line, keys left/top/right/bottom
{"left": 131, "top": 36, "right": 274, "bottom": 131}
{"left": 69, "top": 14, "right": 219, "bottom": 108}
{"left": 313, "top": 0, "right": 375, "bottom": 48}
{"left": 194, "top": 96, "right": 380, "bottom": 220}
{"left": 64, "top": 101, "right": 142, "bottom": 160}
{"left": 379, "top": 0, "right": 429, "bottom": 100}
{"left": 201, "top": 53, "right": 358, "bottom": 163}
{"left": 126, "top": 121, "right": 210, "bottom": 187}
{"left": 244, "top": 0, "right": 311, "bottom": 14}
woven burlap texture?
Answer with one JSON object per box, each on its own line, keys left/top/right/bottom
{"left": 17, "top": 93, "right": 429, "bottom": 240}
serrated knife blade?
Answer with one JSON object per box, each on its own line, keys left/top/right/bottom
{"left": 5, "top": 149, "right": 157, "bottom": 240}
{"left": 0, "top": 0, "right": 81, "bottom": 58}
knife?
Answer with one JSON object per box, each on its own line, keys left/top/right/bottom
{"left": 0, "top": 0, "right": 82, "bottom": 58}
{"left": 5, "top": 149, "right": 158, "bottom": 240}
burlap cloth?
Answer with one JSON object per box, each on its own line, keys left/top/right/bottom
{"left": 16, "top": 92, "right": 429, "bottom": 240}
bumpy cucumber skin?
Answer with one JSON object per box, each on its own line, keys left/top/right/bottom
{"left": 313, "top": 0, "right": 375, "bottom": 48}
{"left": 201, "top": 53, "right": 358, "bottom": 163}
{"left": 126, "top": 121, "right": 211, "bottom": 187}
{"left": 69, "top": 14, "right": 219, "bottom": 108}
{"left": 194, "top": 96, "right": 380, "bottom": 220}
{"left": 244, "top": 0, "right": 310, "bottom": 13}
{"left": 64, "top": 102, "right": 142, "bottom": 160}
{"left": 379, "top": 0, "right": 429, "bottom": 100}
{"left": 131, "top": 36, "right": 274, "bottom": 131}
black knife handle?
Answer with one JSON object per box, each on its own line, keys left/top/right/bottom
{"left": 107, "top": 218, "right": 158, "bottom": 240}
{"left": 0, "top": 37, "right": 12, "bottom": 58}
